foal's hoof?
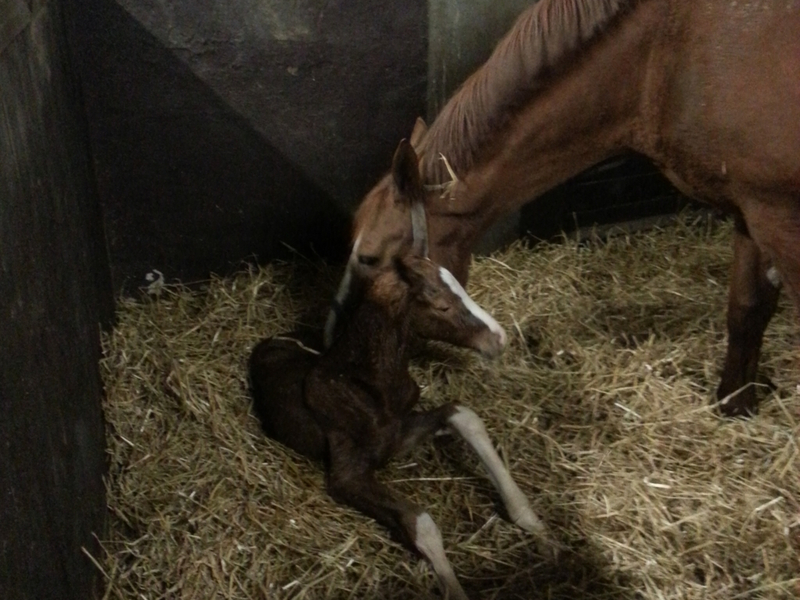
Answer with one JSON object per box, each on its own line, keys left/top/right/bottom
{"left": 512, "top": 510, "right": 561, "bottom": 561}
{"left": 538, "top": 536, "right": 564, "bottom": 563}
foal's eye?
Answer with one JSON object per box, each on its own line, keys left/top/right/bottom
{"left": 358, "top": 254, "right": 379, "bottom": 267}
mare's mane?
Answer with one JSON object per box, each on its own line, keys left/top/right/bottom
{"left": 419, "top": 0, "right": 633, "bottom": 183}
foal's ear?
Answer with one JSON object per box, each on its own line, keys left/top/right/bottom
{"left": 409, "top": 117, "right": 428, "bottom": 151}
{"left": 391, "top": 139, "right": 423, "bottom": 200}
{"left": 393, "top": 255, "right": 425, "bottom": 290}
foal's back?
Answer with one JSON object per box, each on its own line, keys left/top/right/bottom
{"left": 248, "top": 330, "right": 326, "bottom": 460}
{"left": 248, "top": 264, "right": 416, "bottom": 465}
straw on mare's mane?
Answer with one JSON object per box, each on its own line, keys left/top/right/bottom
{"left": 423, "top": 154, "right": 460, "bottom": 198}
{"left": 419, "top": 0, "right": 632, "bottom": 183}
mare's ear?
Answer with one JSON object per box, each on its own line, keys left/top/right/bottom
{"left": 409, "top": 117, "right": 428, "bottom": 151}
{"left": 391, "top": 139, "right": 423, "bottom": 201}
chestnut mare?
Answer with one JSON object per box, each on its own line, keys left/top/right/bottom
{"left": 329, "top": 0, "right": 800, "bottom": 417}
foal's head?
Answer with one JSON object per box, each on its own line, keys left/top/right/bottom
{"left": 365, "top": 253, "right": 506, "bottom": 358}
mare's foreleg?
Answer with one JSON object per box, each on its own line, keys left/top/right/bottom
{"left": 717, "top": 217, "right": 780, "bottom": 416}
{"left": 325, "top": 433, "right": 469, "bottom": 600}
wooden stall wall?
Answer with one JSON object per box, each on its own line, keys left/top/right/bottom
{"left": 68, "top": 0, "right": 427, "bottom": 292}
{"left": 0, "top": 1, "right": 112, "bottom": 598}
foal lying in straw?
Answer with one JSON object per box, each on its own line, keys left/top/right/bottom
{"left": 248, "top": 252, "right": 555, "bottom": 599}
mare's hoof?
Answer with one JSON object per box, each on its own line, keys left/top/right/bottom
{"left": 716, "top": 376, "right": 775, "bottom": 418}
{"left": 716, "top": 386, "right": 759, "bottom": 418}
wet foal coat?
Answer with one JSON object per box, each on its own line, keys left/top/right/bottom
{"left": 249, "top": 256, "right": 551, "bottom": 600}
{"left": 340, "top": 0, "right": 800, "bottom": 416}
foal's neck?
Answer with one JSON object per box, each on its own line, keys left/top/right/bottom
{"left": 337, "top": 289, "right": 413, "bottom": 370}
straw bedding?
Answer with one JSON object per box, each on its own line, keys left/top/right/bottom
{"left": 97, "top": 214, "right": 799, "bottom": 599}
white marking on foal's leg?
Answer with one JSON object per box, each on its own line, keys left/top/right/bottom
{"left": 438, "top": 267, "right": 507, "bottom": 346}
{"left": 414, "top": 512, "right": 468, "bottom": 600}
{"left": 447, "top": 406, "right": 555, "bottom": 557}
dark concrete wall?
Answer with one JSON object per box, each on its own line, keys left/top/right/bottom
{"left": 68, "top": 0, "right": 427, "bottom": 292}
{"left": 63, "top": 0, "right": 682, "bottom": 293}
{"left": 0, "top": 1, "right": 112, "bottom": 598}
{"left": 428, "top": 0, "right": 533, "bottom": 118}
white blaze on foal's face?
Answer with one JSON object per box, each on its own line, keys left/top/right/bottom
{"left": 399, "top": 261, "right": 507, "bottom": 358}
{"left": 326, "top": 242, "right": 507, "bottom": 358}
{"left": 438, "top": 267, "right": 506, "bottom": 343}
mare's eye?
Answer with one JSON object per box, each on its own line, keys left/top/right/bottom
{"left": 358, "top": 255, "right": 379, "bottom": 267}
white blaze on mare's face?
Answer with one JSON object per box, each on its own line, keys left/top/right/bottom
{"left": 332, "top": 233, "right": 363, "bottom": 305}
{"left": 438, "top": 267, "right": 507, "bottom": 345}
{"left": 324, "top": 233, "right": 364, "bottom": 349}
{"left": 350, "top": 232, "right": 363, "bottom": 258}
{"left": 336, "top": 233, "right": 362, "bottom": 303}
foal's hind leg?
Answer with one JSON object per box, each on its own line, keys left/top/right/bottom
{"left": 717, "top": 217, "right": 780, "bottom": 417}
{"left": 325, "top": 432, "right": 469, "bottom": 600}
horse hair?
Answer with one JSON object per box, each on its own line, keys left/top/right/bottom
{"left": 421, "top": 0, "right": 633, "bottom": 182}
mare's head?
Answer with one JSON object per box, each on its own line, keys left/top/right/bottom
{"left": 350, "top": 119, "right": 437, "bottom": 280}
{"left": 325, "top": 131, "right": 505, "bottom": 358}
{"left": 366, "top": 253, "right": 506, "bottom": 359}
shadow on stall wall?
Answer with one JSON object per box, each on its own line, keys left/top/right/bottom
{"left": 67, "top": 0, "right": 367, "bottom": 293}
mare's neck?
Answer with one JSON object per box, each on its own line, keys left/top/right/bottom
{"left": 423, "top": 1, "right": 659, "bottom": 282}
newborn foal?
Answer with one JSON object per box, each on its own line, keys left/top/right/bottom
{"left": 248, "top": 255, "right": 552, "bottom": 599}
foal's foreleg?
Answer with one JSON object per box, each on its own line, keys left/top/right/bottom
{"left": 446, "top": 406, "right": 556, "bottom": 558}
{"left": 718, "top": 218, "right": 780, "bottom": 416}
{"left": 325, "top": 434, "right": 469, "bottom": 600}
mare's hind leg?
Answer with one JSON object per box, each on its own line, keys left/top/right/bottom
{"left": 717, "top": 216, "right": 780, "bottom": 417}
{"left": 325, "top": 432, "right": 468, "bottom": 600}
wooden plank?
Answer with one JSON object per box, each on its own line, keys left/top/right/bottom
{"left": 0, "top": 0, "right": 30, "bottom": 54}
{"left": 0, "top": 1, "right": 110, "bottom": 598}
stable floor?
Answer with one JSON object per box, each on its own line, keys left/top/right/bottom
{"left": 97, "top": 215, "right": 799, "bottom": 599}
